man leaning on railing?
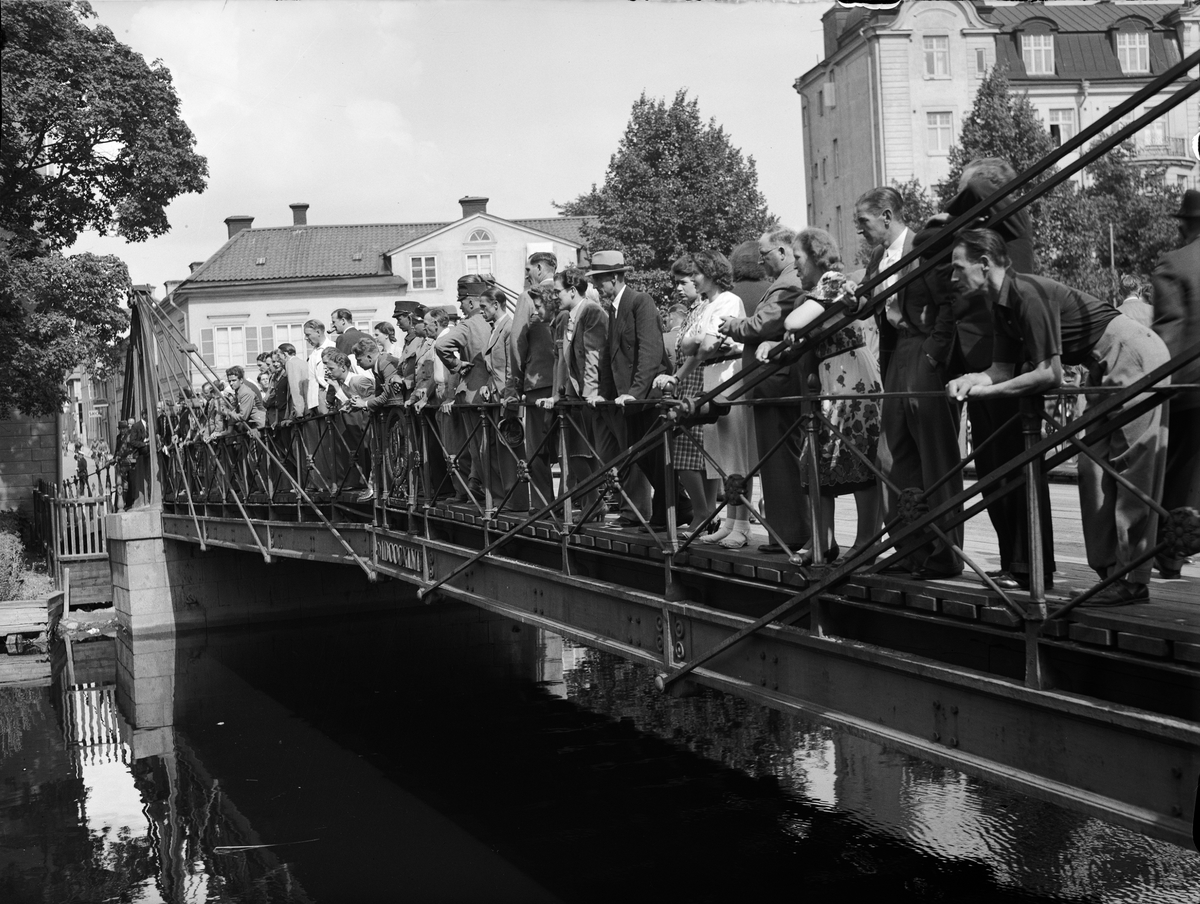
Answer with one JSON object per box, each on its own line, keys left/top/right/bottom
{"left": 946, "top": 228, "right": 1170, "bottom": 607}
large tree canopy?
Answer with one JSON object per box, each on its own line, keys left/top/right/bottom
{"left": 0, "top": 249, "right": 130, "bottom": 419}
{"left": 1, "top": 0, "right": 208, "bottom": 254}
{"left": 556, "top": 90, "right": 775, "bottom": 274}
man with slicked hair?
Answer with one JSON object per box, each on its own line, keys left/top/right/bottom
{"left": 719, "top": 227, "right": 811, "bottom": 555}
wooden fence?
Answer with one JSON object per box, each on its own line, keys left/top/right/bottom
{"left": 32, "top": 480, "right": 115, "bottom": 603}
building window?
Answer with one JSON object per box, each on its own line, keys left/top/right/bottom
{"left": 200, "top": 326, "right": 246, "bottom": 369}
{"left": 927, "top": 112, "right": 953, "bottom": 154}
{"left": 811, "top": 162, "right": 819, "bottom": 185}
{"left": 465, "top": 252, "right": 493, "bottom": 275}
{"left": 466, "top": 228, "right": 493, "bottom": 243}
{"left": 246, "top": 325, "right": 274, "bottom": 360}
{"left": 271, "top": 323, "right": 306, "bottom": 349}
{"left": 1022, "top": 33, "right": 1054, "bottom": 75}
{"left": 924, "top": 36, "right": 950, "bottom": 78}
{"left": 1047, "top": 108, "right": 1076, "bottom": 147}
{"left": 835, "top": 206, "right": 843, "bottom": 241}
{"left": 1141, "top": 109, "right": 1166, "bottom": 147}
{"left": 832, "top": 139, "right": 839, "bottom": 177}
{"left": 821, "top": 158, "right": 827, "bottom": 183}
{"left": 1116, "top": 31, "right": 1149, "bottom": 74}
{"left": 410, "top": 255, "right": 437, "bottom": 290}
{"left": 976, "top": 48, "right": 988, "bottom": 74}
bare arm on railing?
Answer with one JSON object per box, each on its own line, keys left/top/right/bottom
{"left": 947, "top": 357, "right": 1062, "bottom": 401}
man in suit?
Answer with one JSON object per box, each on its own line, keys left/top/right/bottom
{"left": 948, "top": 229, "right": 1169, "bottom": 606}
{"left": 541, "top": 266, "right": 609, "bottom": 520}
{"left": 503, "top": 252, "right": 559, "bottom": 513}
{"left": 586, "top": 250, "right": 688, "bottom": 529}
{"left": 409, "top": 307, "right": 452, "bottom": 502}
{"left": 719, "top": 227, "right": 811, "bottom": 555}
{"left": 479, "top": 285, "right": 525, "bottom": 511}
{"left": 857, "top": 188, "right": 963, "bottom": 578}
{"left": 435, "top": 276, "right": 494, "bottom": 504}
{"left": 331, "top": 308, "right": 369, "bottom": 367}
{"left": 1152, "top": 189, "right": 1200, "bottom": 578}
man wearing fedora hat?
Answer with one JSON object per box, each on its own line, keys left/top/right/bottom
{"left": 586, "top": 250, "right": 690, "bottom": 529}
{"left": 435, "top": 275, "right": 494, "bottom": 504}
{"left": 1152, "top": 188, "right": 1200, "bottom": 578}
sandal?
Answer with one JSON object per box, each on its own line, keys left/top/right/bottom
{"left": 699, "top": 523, "right": 733, "bottom": 544}
{"left": 719, "top": 529, "right": 750, "bottom": 550}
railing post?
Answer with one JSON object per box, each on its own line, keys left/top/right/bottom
{"left": 557, "top": 407, "right": 573, "bottom": 573}
{"left": 801, "top": 385, "right": 831, "bottom": 636}
{"left": 1021, "top": 396, "right": 1050, "bottom": 690}
{"left": 480, "top": 406, "right": 493, "bottom": 527}
{"left": 662, "top": 420, "right": 683, "bottom": 601}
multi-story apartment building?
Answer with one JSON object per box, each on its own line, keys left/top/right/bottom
{"left": 795, "top": 1, "right": 1199, "bottom": 256}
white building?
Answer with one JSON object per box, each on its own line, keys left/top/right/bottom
{"left": 794, "top": 0, "right": 1200, "bottom": 256}
{"left": 158, "top": 197, "right": 590, "bottom": 387}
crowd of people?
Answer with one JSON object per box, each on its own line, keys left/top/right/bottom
{"left": 158, "top": 164, "right": 1199, "bottom": 608}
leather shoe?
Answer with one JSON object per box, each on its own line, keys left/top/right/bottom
{"left": 992, "top": 571, "right": 1054, "bottom": 591}
{"left": 614, "top": 516, "right": 641, "bottom": 528}
{"left": 877, "top": 561, "right": 914, "bottom": 576}
{"left": 1082, "top": 579, "right": 1149, "bottom": 607}
{"left": 757, "top": 543, "right": 788, "bottom": 555}
{"left": 639, "top": 523, "right": 668, "bottom": 533}
{"left": 1158, "top": 566, "right": 1183, "bottom": 579}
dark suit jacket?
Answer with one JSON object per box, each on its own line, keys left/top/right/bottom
{"left": 563, "top": 301, "right": 609, "bottom": 401}
{"left": 602, "top": 286, "right": 668, "bottom": 400}
{"left": 1152, "top": 237, "right": 1200, "bottom": 411}
{"left": 865, "top": 229, "right": 916, "bottom": 376}
{"left": 336, "top": 327, "right": 369, "bottom": 358}
{"left": 506, "top": 289, "right": 555, "bottom": 398}
{"left": 722, "top": 264, "right": 807, "bottom": 399}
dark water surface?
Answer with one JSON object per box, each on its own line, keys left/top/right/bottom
{"left": 2, "top": 603, "right": 1197, "bottom": 903}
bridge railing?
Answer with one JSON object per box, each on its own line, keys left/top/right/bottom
{"left": 136, "top": 49, "right": 1199, "bottom": 691}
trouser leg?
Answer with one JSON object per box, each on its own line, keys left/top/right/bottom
{"left": 1079, "top": 323, "right": 1169, "bottom": 584}
{"left": 754, "top": 403, "right": 811, "bottom": 548}
{"left": 968, "top": 396, "right": 1054, "bottom": 578}
{"left": 1158, "top": 403, "right": 1200, "bottom": 572}
{"left": 524, "top": 389, "right": 556, "bottom": 510}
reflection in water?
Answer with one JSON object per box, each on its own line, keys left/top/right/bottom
{"left": 0, "top": 607, "right": 1197, "bottom": 904}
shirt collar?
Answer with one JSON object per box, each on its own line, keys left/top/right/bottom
{"left": 884, "top": 227, "right": 909, "bottom": 261}
{"left": 612, "top": 284, "right": 627, "bottom": 311}
{"left": 995, "top": 270, "right": 1015, "bottom": 310}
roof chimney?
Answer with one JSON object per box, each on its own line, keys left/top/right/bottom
{"left": 289, "top": 203, "right": 309, "bottom": 226}
{"left": 458, "top": 195, "right": 489, "bottom": 218}
{"left": 225, "top": 215, "right": 254, "bottom": 239}
{"left": 188, "top": 261, "right": 204, "bottom": 273}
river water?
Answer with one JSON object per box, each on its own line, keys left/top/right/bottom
{"left": 1, "top": 603, "right": 1197, "bottom": 903}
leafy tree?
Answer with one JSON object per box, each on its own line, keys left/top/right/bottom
{"left": 934, "top": 66, "right": 1057, "bottom": 207}
{"left": 936, "top": 65, "right": 1179, "bottom": 301}
{"left": 1, "top": 0, "right": 203, "bottom": 416}
{"left": 1, "top": 0, "right": 208, "bottom": 254}
{"left": 0, "top": 249, "right": 131, "bottom": 418}
{"left": 556, "top": 90, "right": 776, "bottom": 299}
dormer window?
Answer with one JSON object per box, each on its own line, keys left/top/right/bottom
{"left": 1022, "top": 33, "right": 1054, "bottom": 75}
{"left": 1115, "top": 29, "right": 1150, "bottom": 74}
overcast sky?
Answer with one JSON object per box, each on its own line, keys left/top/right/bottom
{"left": 73, "top": 0, "right": 832, "bottom": 295}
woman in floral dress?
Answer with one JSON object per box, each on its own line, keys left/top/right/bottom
{"left": 779, "top": 228, "right": 882, "bottom": 563}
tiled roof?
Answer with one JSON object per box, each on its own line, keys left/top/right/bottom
{"left": 186, "top": 215, "right": 596, "bottom": 285}
{"left": 511, "top": 216, "right": 593, "bottom": 246}
{"left": 985, "top": 3, "right": 1182, "bottom": 33}
{"left": 988, "top": 2, "right": 1183, "bottom": 80}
